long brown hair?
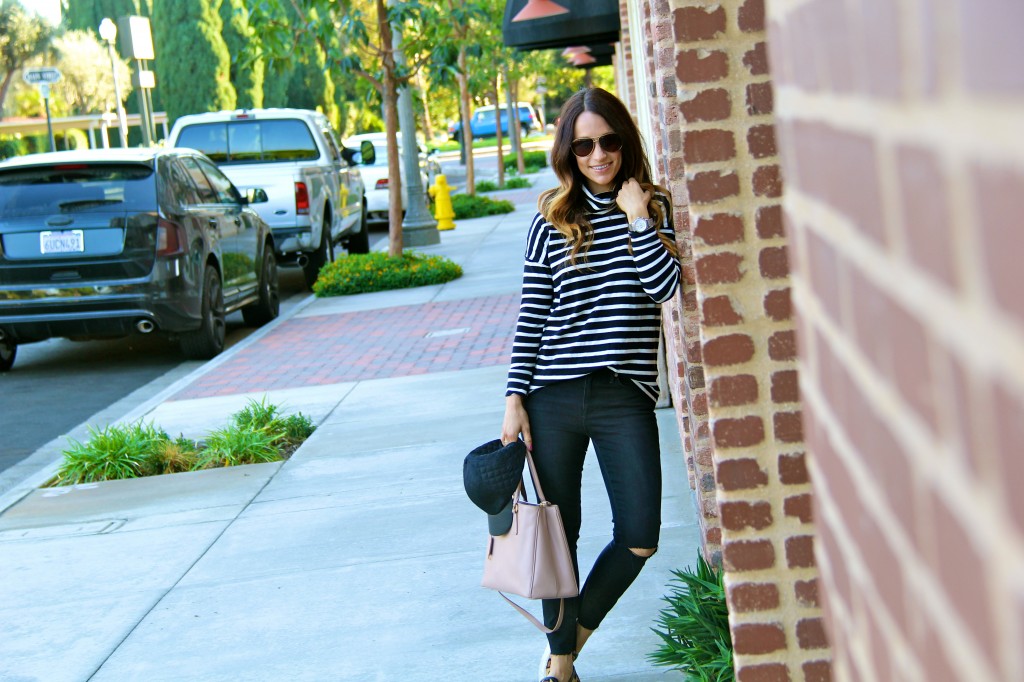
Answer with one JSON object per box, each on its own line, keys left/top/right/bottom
{"left": 539, "top": 87, "right": 679, "bottom": 264}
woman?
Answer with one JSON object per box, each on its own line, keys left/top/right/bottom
{"left": 501, "top": 87, "right": 681, "bottom": 682}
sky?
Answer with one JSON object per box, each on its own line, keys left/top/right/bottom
{"left": 21, "top": 0, "right": 61, "bottom": 25}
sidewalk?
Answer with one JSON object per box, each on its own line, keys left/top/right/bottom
{"left": 0, "top": 168, "right": 699, "bottom": 681}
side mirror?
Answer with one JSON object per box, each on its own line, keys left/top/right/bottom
{"left": 360, "top": 140, "right": 376, "bottom": 166}
{"left": 341, "top": 147, "right": 358, "bottom": 166}
{"left": 244, "top": 188, "right": 269, "bottom": 205}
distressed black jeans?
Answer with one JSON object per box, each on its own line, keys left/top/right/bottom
{"left": 524, "top": 369, "right": 662, "bottom": 655}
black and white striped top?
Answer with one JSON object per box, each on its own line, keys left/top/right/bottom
{"left": 506, "top": 186, "right": 681, "bottom": 400}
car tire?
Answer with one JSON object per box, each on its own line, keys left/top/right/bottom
{"left": 0, "top": 341, "right": 16, "bottom": 372}
{"left": 347, "top": 203, "right": 370, "bottom": 255}
{"left": 453, "top": 130, "right": 462, "bottom": 145}
{"left": 303, "top": 218, "right": 333, "bottom": 290}
{"left": 241, "top": 246, "right": 280, "bottom": 327}
{"left": 180, "top": 265, "right": 226, "bottom": 360}
{"left": 522, "top": 123, "right": 530, "bottom": 139}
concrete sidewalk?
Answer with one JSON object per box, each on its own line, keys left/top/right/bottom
{"left": 0, "top": 168, "right": 699, "bottom": 681}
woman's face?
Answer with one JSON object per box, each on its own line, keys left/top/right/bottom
{"left": 572, "top": 111, "right": 621, "bottom": 194}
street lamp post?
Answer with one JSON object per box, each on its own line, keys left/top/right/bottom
{"left": 98, "top": 18, "right": 129, "bottom": 148}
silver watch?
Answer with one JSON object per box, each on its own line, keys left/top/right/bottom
{"left": 629, "top": 216, "right": 655, "bottom": 234}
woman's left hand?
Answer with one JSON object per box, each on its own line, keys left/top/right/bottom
{"left": 616, "top": 178, "right": 652, "bottom": 222}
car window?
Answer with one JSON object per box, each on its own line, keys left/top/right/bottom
{"left": 179, "top": 157, "right": 218, "bottom": 204}
{"left": 196, "top": 157, "right": 242, "bottom": 204}
{"left": 161, "top": 157, "right": 200, "bottom": 207}
{"left": 176, "top": 119, "right": 320, "bottom": 163}
{"left": 0, "top": 162, "right": 156, "bottom": 217}
{"left": 321, "top": 127, "right": 341, "bottom": 163}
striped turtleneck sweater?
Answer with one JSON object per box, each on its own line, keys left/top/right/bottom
{"left": 505, "top": 185, "right": 681, "bottom": 400}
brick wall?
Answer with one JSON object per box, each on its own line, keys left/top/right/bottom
{"left": 766, "top": 0, "right": 1024, "bottom": 680}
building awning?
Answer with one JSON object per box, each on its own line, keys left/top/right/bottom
{"left": 0, "top": 112, "right": 170, "bottom": 149}
{"left": 503, "top": 0, "right": 620, "bottom": 52}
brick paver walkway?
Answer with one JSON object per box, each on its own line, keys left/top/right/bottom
{"left": 171, "top": 292, "right": 520, "bottom": 400}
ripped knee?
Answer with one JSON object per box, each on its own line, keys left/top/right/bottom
{"left": 629, "top": 546, "right": 658, "bottom": 558}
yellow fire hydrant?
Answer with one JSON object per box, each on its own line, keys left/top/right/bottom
{"left": 429, "top": 174, "right": 456, "bottom": 231}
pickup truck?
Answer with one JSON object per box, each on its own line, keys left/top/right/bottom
{"left": 448, "top": 102, "right": 541, "bottom": 143}
{"left": 168, "top": 108, "right": 376, "bottom": 288}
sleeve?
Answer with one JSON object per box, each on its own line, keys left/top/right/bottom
{"left": 629, "top": 193, "right": 681, "bottom": 303}
{"left": 505, "top": 213, "right": 553, "bottom": 396}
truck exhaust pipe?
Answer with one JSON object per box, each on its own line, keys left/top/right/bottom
{"left": 136, "top": 319, "right": 155, "bottom": 334}
{"left": 296, "top": 254, "right": 309, "bottom": 268}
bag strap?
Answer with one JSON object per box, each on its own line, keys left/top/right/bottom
{"left": 499, "top": 592, "right": 564, "bottom": 633}
{"left": 523, "top": 449, "right": 548, "bottom": 503}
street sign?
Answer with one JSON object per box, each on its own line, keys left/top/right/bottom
{"left": 22, "top": 67, "right": 62, "bottom": 85}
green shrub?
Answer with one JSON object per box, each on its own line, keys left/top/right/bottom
{"left": 451, "top": 193, "right": 515, "bottom": 220}
{"left": 504, "top": 150, "right": 548, "bottom": 172}
{"left": 505, "top": 176, "right": 531, "bottom": 189}
{"left": 313, "top": 251, "right": 462, "bottom": 297}
{"left": 475, "top": 180, "right": 499, "bottom": 193}
{"left": 51, "top": 400, "right": 316, "bottom": 485}
{"left": 649, "top": 552, "right": 734, "bottom": 681}
{"left": 0, "top": 137, "right": 26, "bottom": 160}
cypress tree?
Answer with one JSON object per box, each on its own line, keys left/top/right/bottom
{"left": 219, "top": 0, "right": 263, "bottom": 109}
{"left": 151, "top": 0, "right": 235, "bottom": 125}
{"left": 63, "top": 0, "right": 141, "bottom": 32}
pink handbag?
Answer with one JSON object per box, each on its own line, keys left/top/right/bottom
{"left": 481, "top": 449, "right": 579, "bottom": 633}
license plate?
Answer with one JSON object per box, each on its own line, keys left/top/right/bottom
{"left": 40, "top": 230, "right": 84, "bottom": 255}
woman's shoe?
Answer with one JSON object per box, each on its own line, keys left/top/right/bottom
{"left": 539, "top": 668, "right": 580, "bottom": 682}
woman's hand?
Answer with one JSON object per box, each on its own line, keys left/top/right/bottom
{"left": 616, "top": 177, "right": 652, "bottom": 223}
{"left": 501, "top": 394, "right": 532, "bottom": 451}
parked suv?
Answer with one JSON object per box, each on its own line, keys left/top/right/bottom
{"left": 168, "top": 108, "right": 376, "bottom": 289}
{"left": 448, "top": 102, "right": 540, "bottom": 142}
{"left": 0, "top": 148, "right": 279, "bottom": 370}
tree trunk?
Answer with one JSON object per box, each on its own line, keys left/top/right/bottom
{"left": 493, "top": 76, "right": 504, "bottom": 189}
{"left": 0, "top": 71, "right": 15, "bottom": 121}
{"left": 378, "top": 0, "right": 403, "bottom": 256}
{"left": 457, "top": 44, "right": 475, "bottom": 196}
{"left": 511, "top": 77, "right": 525, "bottom": 174}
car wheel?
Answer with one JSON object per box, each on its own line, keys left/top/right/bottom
{"left": 180, "top": 265, "right": 226, "bottom": 360}
{"left": 0, "top": 340, "right": 16, "bottom": 372}
{"left": 241, "top": 246, "right": 280, "bottom": 327}
{"left": 303, "top": 218, "right": 333, "bottom": 290}
{"left": 347, "top": 203, "right": 370, "bottom": 255}
{"left": 453, "top": 130, "right": 462, "bottom": 145}
{"left": 522, "top": 123, "right": 530, "bottom": 139}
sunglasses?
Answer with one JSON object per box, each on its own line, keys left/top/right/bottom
{"left": 570, "top": 133, "right": 623, "bottom": 158}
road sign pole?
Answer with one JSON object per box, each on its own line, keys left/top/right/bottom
{"left": 41, "top": 83, "right": 55, "bottom": 152}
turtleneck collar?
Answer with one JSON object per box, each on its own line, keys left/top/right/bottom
{"left": 582, "top": 184, "right": 618, "bottom": 214}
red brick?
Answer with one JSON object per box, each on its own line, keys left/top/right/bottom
{"left": 896, "top": 145, "right": 955, "bottom": 287}
{"left": 797, "top": 617, "right": 829, "bottom": 649}
{"left": 764, "top": 287, "right": 792, "bottom": 321}
{"left": 784, "top": 494, "right": 813, "bottom": 523}
{"left": 974, "top": 164, "right": 1024, "bottom": 325}
{"left": 994, "top": 383, "right": 1024, "bottom": 532}
{"left": 696, "top": 253, "right": 744, "bottom": 285}
{"left": 682, "top": 88, "right": 731, "bottom": 122}
{"left": 710, "top": 374, "right": 759, "bottom": 407}
{"left": 674, "top": 5, "right": 727, "bottom": 42}
{"left": 724, "top": 539, "right": 776, "bottom": 571}
{"left": 746, "top": 81, "right": 773, "bottom": 115}
{"left": 721, "top": 501, "right": 774, "bottom": 531}
{"left": 960, "top": 0, "right": 1024, "bottom": 93}
{"left": 717, "top": 458, "right": 768, "bottom": 491}
{"left": 806, "top": 230, "right": 843, "bottom": 327}
{"left": 684, "top": 129, "right": 736, "bottom": 163}
{"left": 768, "top": 330, "right": 797, "bottom": 360}
{"left": 702, "top": 295, "right": 743, "bottom": 326}
{"left": 738, "top": 664, "right": 791, "bottom": 682}
{"left": 738, "top": 0, "right": 765, "bottom": 32}
{"left": 786, "top": 535, "right": 816, "bottom": 568}
{"left": 795, "top": 578, "right": 819, "bottom": 607}
{"left": 703, "top": 333, "right": 755, "bottom": 366}
{"left": 747, "top": 124, "right": 777, "bottom": 159}
{"left": 714, "top": 416, "right": 765, "bottom": 448}
{"left": 694, "top": 213, "right": 744, "bottom": 245}
{"left": 752, "top": 164, "right": 783, "bottom": 197}
{"left": 734, "top": 623, "right": 787, "bottom": 655}
{"left": 771, "top": 369, "right": 799, "bottom": 403}
{"left": 741, "top": 41, "right": 768, "bottom": 76}
{"left": 756, "top": 204, "right": 784, "bottom": 238}
{"left": 802, "top": 660, "right": 832, "bottom": 682}
{"left": 688, "top": 170, "right": 740, "bottom": 202}
{"left": 858, "top": 0, "right": 903, "bottom": 98}
{"left": 729, "top": 582, "right": 780, "bottom": 612}
{"left": 774, "top": 410, "right": 803, "bottom": 443}
{"left": 759, "top": 245, "right": 789, "bottom": 279}
{"left": 677, "top": 49, "right": 729, "bottom": 83}
{"left": 778, "top": 452, "right": 808, "bottom": 484}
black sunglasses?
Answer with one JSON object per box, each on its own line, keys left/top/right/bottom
{"left": 570, "top": 133, "right": 623, "bottom": 158}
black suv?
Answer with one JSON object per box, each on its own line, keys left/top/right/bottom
{"left": 0, "top": 148, "right": 280, "bottom": 370}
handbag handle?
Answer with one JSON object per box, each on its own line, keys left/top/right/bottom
{"left": 499, "top": 592, "right": 564, "bottom": 633}
{"left": 521, "top": 449, "right": 548, "bottom": 503}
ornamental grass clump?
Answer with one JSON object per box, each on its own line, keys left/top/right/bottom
{"left": 312, "top": 251, "right": 462, "bottom": 297}
{"left": 450, "top": 194, "right": 515, "bottom": 220}
{"left": 55, "top": 421, "right": 170, "bottom": 485}
{"left": 504, "top": 150, "right": 548, "bottom": 173}
{"left": 649, "top": 552, "right": 734, "bottom": 681}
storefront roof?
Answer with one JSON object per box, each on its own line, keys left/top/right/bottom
{"left": 503, "top": 0, "right": 620, "bottom": 52}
